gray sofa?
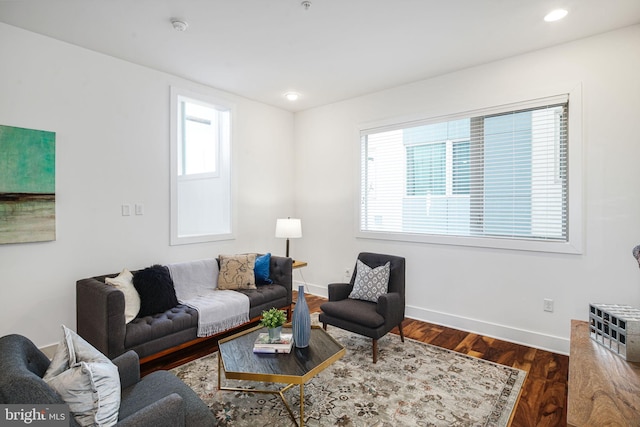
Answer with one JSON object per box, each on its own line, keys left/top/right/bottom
{"left": 76, "top": 255, "right": 293, "bottom": 361}
{"left": 0, "top": 334, "right": 216, "bottom": 426}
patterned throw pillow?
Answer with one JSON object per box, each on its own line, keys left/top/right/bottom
{"left": 348, "top": 259, "right": 391, "bottom": 302}
{"left": 218, "top": 254, "right": 257, "bottom": 290}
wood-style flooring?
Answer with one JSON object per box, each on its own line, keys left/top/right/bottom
{"left": 144, "top": 292, "right": 569, "bottom": 427}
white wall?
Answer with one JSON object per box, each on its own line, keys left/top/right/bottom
{"left": 0, "top": 23, "right": 295, "bottom": 348}
{"left": 2, "top": 21, "right": 639, "bottom": 356}
{"left": 294, "top": 25, "right": 640, "bottom": 354}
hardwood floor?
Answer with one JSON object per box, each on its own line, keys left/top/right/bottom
{"left": 305, "top": 292, "right": 568, "bottom": 427}
{"left": 147, "top": 292, "right": 568, "bottom": 426}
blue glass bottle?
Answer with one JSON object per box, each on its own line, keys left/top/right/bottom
{"left": 292, "top": 285, "right": 311, "bottom": 348}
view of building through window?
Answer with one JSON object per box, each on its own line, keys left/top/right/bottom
{"left": 360, "top": 101, "right": 567, "bottom": 243}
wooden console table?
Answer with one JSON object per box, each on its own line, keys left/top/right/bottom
{"left": 568, "top": 319, "right": 640, "bottom": 426}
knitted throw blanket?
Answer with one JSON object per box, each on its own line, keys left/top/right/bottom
{"left": 168, "top": 259, "right": 250, "bottom": 337}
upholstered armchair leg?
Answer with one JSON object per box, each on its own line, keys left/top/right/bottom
{"left": 398, "top": 320, "right": 405, "bottom": 342}
{"left": 373, "top": 339, "right": 378, "bottom": 363}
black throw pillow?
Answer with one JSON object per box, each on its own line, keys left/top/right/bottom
{"left": 133, "top": 265, "right": 179, "bottom": 318}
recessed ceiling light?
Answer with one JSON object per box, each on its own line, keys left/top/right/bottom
{"left": 544, "top": 9, "right": 568, "bottom": 22}
{"left": 284, "top": 92, "right": 300, "bottom": 101}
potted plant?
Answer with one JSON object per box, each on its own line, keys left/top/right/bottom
{"left": 260, "top": 308, "right": 287, "bottom": 341}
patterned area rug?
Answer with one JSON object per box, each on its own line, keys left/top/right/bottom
{"left": 172, "top": 324, "right": 526, "bottom": 426}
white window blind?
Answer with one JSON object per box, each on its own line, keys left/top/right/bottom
{"left": 360, "top": 95, "right": 569, "bottom": 246}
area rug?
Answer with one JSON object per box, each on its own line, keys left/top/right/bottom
{"left": 172, "top": 325, "right": 526, "bottom": 426}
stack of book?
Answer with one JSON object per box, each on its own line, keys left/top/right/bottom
{"left": 253, "top": 332, "right": 293, "bottom": 353}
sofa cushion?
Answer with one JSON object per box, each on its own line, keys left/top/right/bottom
{"left": 125, "top": 305, "right": 198, "bottom": 349}
{"left": 254, "top": 253, "right": 273, "bottom": 285}
{"left": 44, "top": 325, "right": 120, "bottom": 427}
{"left": 217, "top": 254, "right": 257, "bottom": 290}
{"left": 105, "top": 269, "right": 140, "bottom": 323}
{"left": 133, "top": 265, "right": 179, "bottom": 317}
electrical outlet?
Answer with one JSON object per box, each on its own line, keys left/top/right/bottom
{"left": 344, "top": 268, "right": 352, "bottom": 279}
{"left": 543, "top": 298, "right": 554, "bottom": 312}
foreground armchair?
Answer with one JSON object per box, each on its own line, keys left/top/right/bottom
{"left": 319, "top": 252, "right": 406, "bottom": 363}
{"left": 0, "top": 334, "right": 215, "bottom": 426}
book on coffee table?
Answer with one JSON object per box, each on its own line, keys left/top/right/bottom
{"left": 253, "top": 333, "right": 293, "bottom": 353}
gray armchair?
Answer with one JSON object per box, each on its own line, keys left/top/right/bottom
{"left": 0, "top": 334, "right": 215, "bottom": 426}
{"left": 319, "top": 252, "right": 406, "bottom": 363}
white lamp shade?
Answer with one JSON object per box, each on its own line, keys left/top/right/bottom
{"left": 275, "top": 218, "right": 302, "bottom": 239}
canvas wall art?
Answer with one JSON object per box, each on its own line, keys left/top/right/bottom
{"left": 0, "top": 124, "right": 56, "bottom": 244}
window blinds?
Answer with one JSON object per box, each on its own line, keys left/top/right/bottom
{"left": 360, "top": 96, "right": 568, "bottom": 243}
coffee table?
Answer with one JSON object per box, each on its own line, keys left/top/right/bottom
{"left": 217, "top": 324, "right": 345, "bottom": 426}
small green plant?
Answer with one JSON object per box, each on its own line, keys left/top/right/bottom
{"left": 260, "top": 308, "right": 287, "bottom": 329}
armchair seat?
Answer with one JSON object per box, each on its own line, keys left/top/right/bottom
{"left": 319, "top": 252, "right": 406, "bottom": 363}
{"left": 320, "top": 299, "right": 385, "bottom": 329}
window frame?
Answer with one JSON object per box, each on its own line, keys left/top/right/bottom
{"left": 170, "top": 86, "right": 235, "bottom": 245}
{"left": 355, "top": 86, "right": 583, "bottom": 254}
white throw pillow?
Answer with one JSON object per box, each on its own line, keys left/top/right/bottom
{"left": 348, "top": 260, "right": 391, "bottom": 303}
{"left": 44, "top": 325, "right": 120, "bottom": 427}
{"left": 105, "top": 269, "right": 140, "bottom": 323}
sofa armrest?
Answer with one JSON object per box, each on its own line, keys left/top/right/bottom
{"left": 112, "top": 350, "right": 140, "bottom": 389}
{"left": 76, "top": 276, "right": 126, "bottom": 359}
{"left": 327, "top": 282, "right": 352, "bottom": 301}
{"left": 116, "top": 393, "right": 185, "bottom": 427}
{"left": 269, "top": 256, "right": 293, "bottom": 304}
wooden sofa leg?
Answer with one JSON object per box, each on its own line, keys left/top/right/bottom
{"left": 398, "top": 320, "right": 405, "bottom": 343}
{"left": 322, "top": 323, "right": 327, "bottom": 331}
{"left": 373, "top": 339, "right": 378, "bottom": 363}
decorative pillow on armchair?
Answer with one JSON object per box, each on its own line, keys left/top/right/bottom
{"left": 348, "top": 259, "right": 391, "bottom": 303}
{"left": 44, "top": 325, "right": 120, "bottom": 427}
{"left": 133, "top": 265, "right": 179, "bottom": 317}
{"left": 218, "top": 254, "right": 257, "bottom": 290}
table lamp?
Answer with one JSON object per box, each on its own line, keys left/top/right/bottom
{"left": 275, "top": 218, "right": 302, "bottom": 258}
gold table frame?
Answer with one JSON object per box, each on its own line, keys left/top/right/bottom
{"left": 217, "top": 325, "right": 345, "bottom": 426}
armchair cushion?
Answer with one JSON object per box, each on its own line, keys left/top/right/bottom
{"left": 43, "top": 325, "right": 120, "bottom": 427}
{"left": 320, "top": 299, "right": 384, "bottom": 328}
{"left": 348, "top": 260, "right": 390, "bottom": 302}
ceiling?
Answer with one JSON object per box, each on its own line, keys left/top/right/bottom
{"left": 1, "top": 1, "right": 640, "bottom": 112}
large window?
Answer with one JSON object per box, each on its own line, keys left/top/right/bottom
{"left": 359, "top": 93, "right": 582, "bottom": 253}
{"left": 170, "top": 87, "right": 233, "bottom": 245}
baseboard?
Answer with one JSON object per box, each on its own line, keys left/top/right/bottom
{"left": 39, "top": 343, "right": 57, "bottom": 359}
{"left": 405, "top": 305, "right": 570, "bottom": 355}
{"left": 300, "top": 283, "right": 569, "bottom": 355}
{"left": 297, "top": 280, "right": 328, "bottom": 297}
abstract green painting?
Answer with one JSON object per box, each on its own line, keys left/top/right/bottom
{"left": 0, "top": 124, "right": 56, "bottom": 244}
